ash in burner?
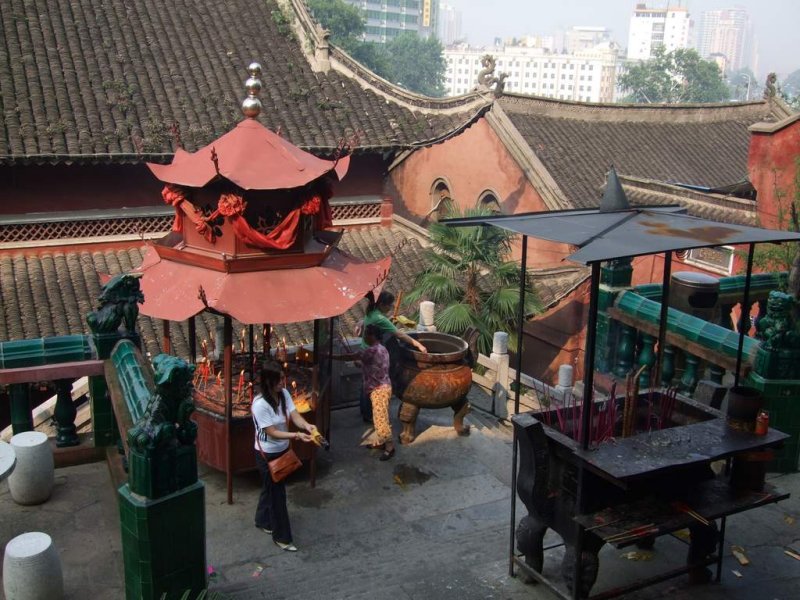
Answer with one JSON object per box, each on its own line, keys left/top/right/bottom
{"left": 392, "top": 464, "right": 436, "bottom": 486}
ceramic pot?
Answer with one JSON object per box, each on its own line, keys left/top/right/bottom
{"left": 726, "top": 386, "right": 763, "bottom": 427}
{"left": 8, "top": 432, "right": 54, "bottom": 505}
{"left": 3, "top": 532, "right": 63, "bottom": 600}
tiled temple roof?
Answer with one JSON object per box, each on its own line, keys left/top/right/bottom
{"left": 0, "top": 224, "right": 586, "bottom": 357}
{"left": 498, "top": 95, "right": 789, "bottom": 210}
{"left": 0, "top": 0, "right": 487, "bottom": 165}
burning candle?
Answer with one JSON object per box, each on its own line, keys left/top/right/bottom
{"left": 291, "top": 380, "right": 297, "bottom": 392}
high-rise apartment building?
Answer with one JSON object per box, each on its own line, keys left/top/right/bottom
{"left": 437, "top": 3, "right": 462, "bottom": 46}
{"left": 343, "top": 0, "right": 436, "bottom": 43}
{"left": 626, "top": 3, "right": 691, "bottom": 60}
{"left": 564, "top": 26, "right": 612, "bottom": 54}
{"left": 444, "top": 43, "right": 620, "bottom": 102}
{"left": 696, "top": 8, "right": 755, "bottom": 74}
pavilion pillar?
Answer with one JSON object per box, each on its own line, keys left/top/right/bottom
{"left": 224, "top": 316, "right": 233, "bottom": 505}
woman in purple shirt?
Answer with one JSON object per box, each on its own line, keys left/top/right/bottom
{"left": 337, "top": 324, "right": 396, "bottom": 460}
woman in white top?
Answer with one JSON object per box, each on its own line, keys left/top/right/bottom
{"left": 252, "top": 362, "right": 316, "bottom": 552}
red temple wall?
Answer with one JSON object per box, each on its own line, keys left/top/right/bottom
{"left": 0, "top": 164, "right": 163, "bottom": 214}
{"left": 0, "top": 156, "right": 387, "bottom": 216}
{"left": 385, "top": 118, "right": 571, "bottom": 268}
{"left": 748, "top": 118, "right": 800, "bottom": 229}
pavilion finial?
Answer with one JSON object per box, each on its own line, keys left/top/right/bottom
{"left": 600, "top": 166, "right": 630, "bottom": 212}
{"left": 242, "top": 62, "right": 263, "bottom": 119}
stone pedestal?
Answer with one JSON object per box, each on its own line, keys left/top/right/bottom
{"left": 8, "top": 432, "right": 54, "bottom": 505}
{"left": 3, "top": 532, "right": 63, "bottom": 600}
{"left": 119, "top": 481, "right": 206, "bottom": 600}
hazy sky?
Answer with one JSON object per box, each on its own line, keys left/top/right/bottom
{"left": 447, "top": 0, "right": 800, "bottom": 77}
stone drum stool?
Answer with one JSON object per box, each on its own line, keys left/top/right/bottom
{"left": 3, "top": 532, "right": 64, "bottom": 600}
{"left": 8, "top": 432, "right": 54, "bottom": 505}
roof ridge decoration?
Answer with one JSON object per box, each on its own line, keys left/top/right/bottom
{"left": 475, "top": 55, "right": 508, "bottom": 98}
{"left": 284, "top": 0, "right": 490, "bottom": 116}
{"left": 499, "top": 94, "right": 782, "bottom": 123}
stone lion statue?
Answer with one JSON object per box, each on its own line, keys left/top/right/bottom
{"left": 756, "top": 290, "right": 800, "bottom": 350}
{"left": 127, "top": 354, "right": 197, "bottom": 452}
{"left": 87, "top": 273, "right": 144, "bottom": 334}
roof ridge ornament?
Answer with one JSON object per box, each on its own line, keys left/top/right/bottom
{"left": 242, "top": 62, "right": 263, "bottom": 119}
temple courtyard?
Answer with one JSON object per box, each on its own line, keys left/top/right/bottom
{"left": 1, "top": 399, "right": 799, "bottom": 600}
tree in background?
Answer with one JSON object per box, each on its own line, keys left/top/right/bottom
{"left": 780, "top": 69, "right": 800, "bottom": 110}
{"left": 405, "top": 204, "right": 540, "bottom": 355}
{"left": 619, "top": 47, "right": 730, "bottom": 104}
{"left": 385, "top": 33, "right": 446, "bottom": 97}
{"left": 307, "top": 0, "right": 446, "bottom": 97}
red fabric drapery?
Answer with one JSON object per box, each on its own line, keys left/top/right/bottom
{"left": 162, "top": 184, "right": 334, "bottom": 249}
{"left": 162, "top": 185, "right": 188, "bottom": 232}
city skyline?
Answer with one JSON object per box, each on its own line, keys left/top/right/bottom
{"left": 445, "top": 0, "right": 799, "bottom": 77}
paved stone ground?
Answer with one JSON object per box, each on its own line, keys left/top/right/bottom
{"left": 1, "top": 399, "right": 799, "bottom": 600}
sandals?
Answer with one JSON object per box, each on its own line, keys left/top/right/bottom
{"left": 274, "top": 540, "right": 298, "bottom": 552}
{"left": 379, "top": 447, "right": 396, "bottom": 461}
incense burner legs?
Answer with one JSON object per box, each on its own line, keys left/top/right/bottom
{"left": 397, "top": 397, "right": 471, "bottom": 444}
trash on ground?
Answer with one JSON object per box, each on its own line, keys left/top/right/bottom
{"left": 393, "top": 474, "right": 406, "bottom": 489}
{"left": 732, "top": 570, "right": 743, "bottom": 578}
{"left": 784, "top": 515, "right": 796, "bottom": 526}
{"left": 673, "top": 528, "right": 691, "bottom": 541}
{"left": 207, "top": 565, "right": 218, "bottom": 579}
{"left": 784, "top": 547, "right": 800, "bottom": 561}
{"left": 731, "top": 545, "right": 750, "bottom": 566}
{"left": 620, "top": 550, "right": 653, "bottom": 561}
{"left": 251, "top": 565, "right": 265, "bottom": 577}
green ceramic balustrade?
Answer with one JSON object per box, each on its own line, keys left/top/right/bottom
{"left": 110, "top": 340, "right": 198, "bottom": 499}
{"left": 109, "top": 339, "right": 205, "bottom": 599}
{"left": 0, "top": 335, "right": 93, "bottom": 442}
{"left": 614, "top": 291, "right": 760, "bottom": 360}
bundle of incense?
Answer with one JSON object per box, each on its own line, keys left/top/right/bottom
{"left": 672, "top": 501, "right": 710, "bottom": 526}
{"left": 604, "top": 523, "right": 657, "bottom": 544}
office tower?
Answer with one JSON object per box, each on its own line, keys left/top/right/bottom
{"left": 627, "top": 3, "right": 691, "bottom": 60}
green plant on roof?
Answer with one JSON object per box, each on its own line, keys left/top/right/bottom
{"left": 405, "top": 203, "right": 540, "bottom": 355}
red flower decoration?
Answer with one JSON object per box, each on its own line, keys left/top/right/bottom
{"left": 217, "top": 193, "right": 246, "bottom": 216}
{"left": 301, "top": 196, "right": 321, "bottom": 215}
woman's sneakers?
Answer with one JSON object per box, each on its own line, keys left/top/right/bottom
{"left": 274, "top": 540, "right": 298, "bottom": 552}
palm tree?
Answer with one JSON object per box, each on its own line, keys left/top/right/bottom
{"left": 405, "top": 204, "right": 540, "bottom": 354}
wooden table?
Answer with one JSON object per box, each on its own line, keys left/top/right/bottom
{"left": 512, "top": 409, "right": 791, "bottom": 600}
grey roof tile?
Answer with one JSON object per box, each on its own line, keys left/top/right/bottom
{"left": 0, "top": 0, "right": 484, "bottom": 165}
{"left": 499, "top": 95, "right": 786, "bottom": 209}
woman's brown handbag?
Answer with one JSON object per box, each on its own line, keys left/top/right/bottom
{"left": 267, "top": 448, "right": 302, "bottom": 483}
{"left": 254, "top": 400, "right": 303, "bottom": 483}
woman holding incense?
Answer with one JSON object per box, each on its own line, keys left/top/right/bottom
{"left": 358, "top": 291, "right": 427, "bottom": 422}
{"left": 252, "top": 362, "right": 317, "bottom": 552}
{"left": 336, "top": 324, "right": 397, "bottom": 461}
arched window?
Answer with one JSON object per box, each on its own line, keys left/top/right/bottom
{"left": 427, "top": 179, "right": 453, "bottom": 221}
{"left": 477, "top": 190, "right": 502, "bottom": 213}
